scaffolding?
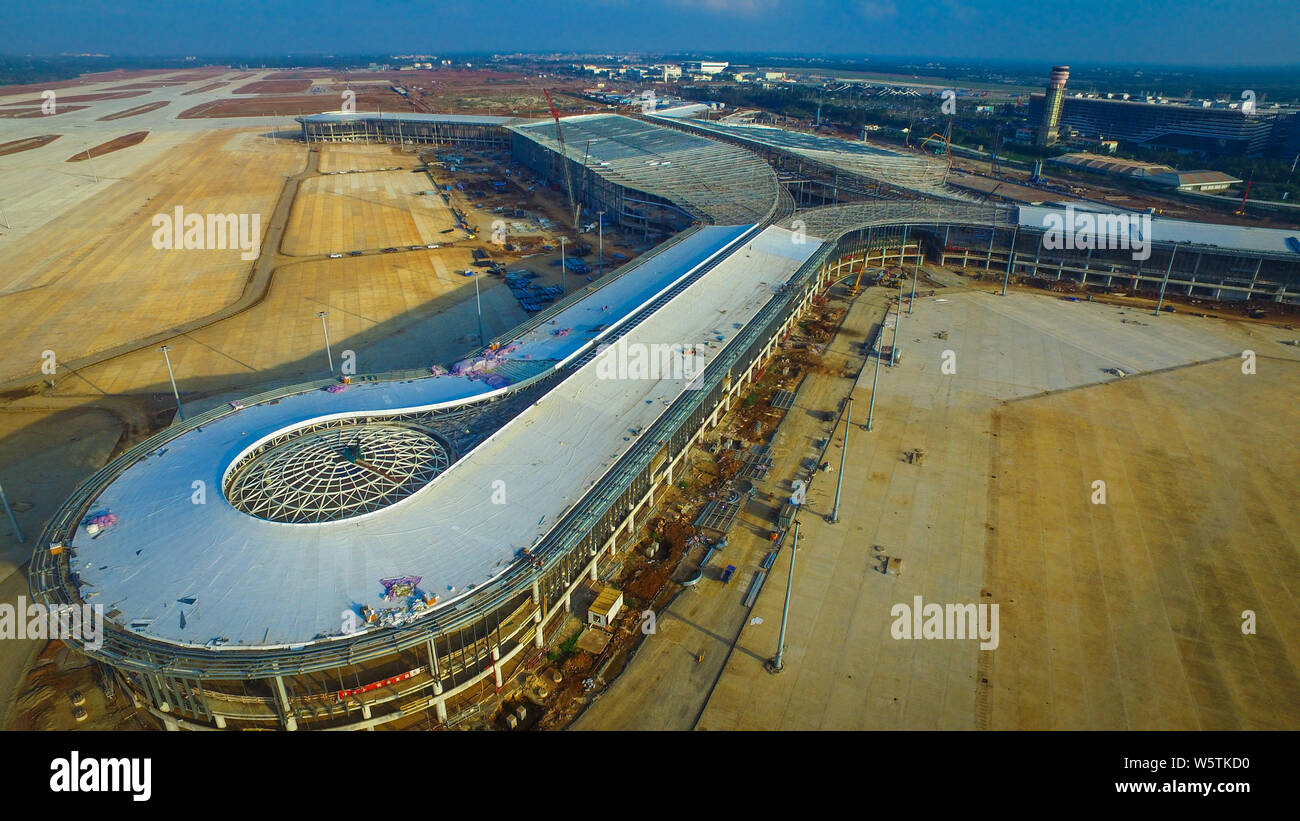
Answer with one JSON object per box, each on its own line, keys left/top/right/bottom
{"left": 510, "top": 114, "right": 781, "bottom": 227}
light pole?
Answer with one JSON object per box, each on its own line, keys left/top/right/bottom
{"left": 767, "top": 519, "right": 799, "bottom": 674}
{"left": 81, "top": 145, "right": 99, "bottom": 184}
{"left": 0, "top": 480, "right": 25, "bottom": 544}
{"left": 597, "top": 210, "right": 605, "bottom": 279}
{"left": 828, "top": 397, "right": 852, "bottom": 524}
{"left": 473, "top": 272, "right": 485, "bottom": 347}
{"left": 159, "top": 345, "right": 184, "bottom": 422}
{"left": 866, "top": 330, "right": 882, "bottom": 430}
{"left": 1155, "top": 246, "right": 1178, "bottom": 316}
{"left": 891, "top": 278, "right": 902, "bottom": 367}
{"left": 1000, "top": 225, "right": 1018, "bottom": 297}
{"left": 559, "top": 236, "right": 567, "bottom": 293}
{"left": 317, "top": 311, "right": 334, "bottom": 373}
{"left": 909, "top": 232, "right": 921, "bottom": 314}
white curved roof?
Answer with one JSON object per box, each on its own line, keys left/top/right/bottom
{"left": 70, "top": 224, "right": 823, "bottom": 649}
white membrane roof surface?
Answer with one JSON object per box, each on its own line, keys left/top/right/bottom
{"left": 72, "top": 224, "right": 822, "bottom": 649}
{"left": 1017, "top": 204, "right": 1300, "bottom": 255}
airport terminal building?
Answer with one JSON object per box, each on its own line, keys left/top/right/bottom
{"left": 33, "top": 112, "right": 1300, "bottom": 730}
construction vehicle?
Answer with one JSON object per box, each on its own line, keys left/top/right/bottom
{"left": 919, "top": 121, "right": 954, "bottom": 173}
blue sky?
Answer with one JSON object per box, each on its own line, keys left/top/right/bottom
{"left": 2, "top": 0, "right": 1297, "bottom": 66}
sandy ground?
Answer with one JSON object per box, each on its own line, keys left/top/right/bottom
{"left": 690, "top": 279, "right": 1299, "bottom": 730}
{"left": 0, "top": 406, "right": 123, "bottom": 728}
{"left": 284, "top": 168, "right": 456, "bottom": 256}
{"left": 0, "top": 128, "right": 304, "bottom": 383}
{"left": 316, "top": 143, "right": 412, "bottom": 174}
{"left": 578, "top": 266, "right": 1300, "bottom": 731}
{"left": 985, "top": 358, "right": 1300, "bottom": 729}
{"left": 38, "top": 248, "right": 524, "bottom": 405}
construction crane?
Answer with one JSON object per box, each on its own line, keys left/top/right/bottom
{"left": 919, "top": 120, "right": 953, "bottom": 173}
{"left": 543, "top": 89, "right": 581, "bottom": 230}
{"left": 989, "top": 122, "right": 1004, "bottom": 178}
{"left": 1235, "top": 172, "right": 1254, "bottom": 216}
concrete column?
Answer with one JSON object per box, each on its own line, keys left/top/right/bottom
{"left": 214, "top": 715, "right": 226, "bottom": 729}
{"left": 162, "top": 717, "right": 179, "bottom": 732}
{"left": 433, "top": 681, "right": 447, "bottom": 723}
{"left": 427, "top": 639, "right": 440, "bottom": 680}
{"left": 274, "top": 675, "right": 297, "bottom": 732}
{"left": 492, "top": 645, "right": 503, "bottom": 690}
{"left": 588, "top": 555, "right": 599, "bottom": 582}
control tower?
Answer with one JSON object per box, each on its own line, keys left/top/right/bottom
{"left": 1037, "top": 65, "right": 1070, "bottom": 147}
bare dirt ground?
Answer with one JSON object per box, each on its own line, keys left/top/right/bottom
{"left": 693, "top": 282, "right": 1300, "bottom": 730}
{"left": 284, "top": 168, "right": 457, "bottom": 255}
{"left": 233, "top": 79, "right": 312, "bottom": 95}
{"left": 0, "top": 128, "right": 303, "bottom": 382}
{"left": 0, "top": 68, "right": 183, "bottom": 97}
{"left": 315, "top": 142, "right": 410, "bottom": 173}
{"left": 984, "top": 358, "right": 1300, "bottom": 729}
{"left": 96, "top": 101, "right": 169, "bottom": 121}
{"left": 0, "top": 90, "right": 148, "bottom": 106}
{"left": 0, "top": 105, "right": 88, "bottom": 119}
{"left": 178, "top": 90, "right": 419, "bottom": 119}
{"left": 182, "top": 81, "right": 229, "bottom": 95}
{"left": 0, "top": 134, "right": 60, "bottom": 156}
{"left": 64, "top": 130, "right": 148, "bottom": 160}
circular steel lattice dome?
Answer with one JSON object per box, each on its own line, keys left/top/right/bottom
{"left": 224, "top": 423, "right": 453, "bottom": 523}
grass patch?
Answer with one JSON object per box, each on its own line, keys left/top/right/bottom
{"left": 545, "top": 626, "right": 586, "bottom": 662}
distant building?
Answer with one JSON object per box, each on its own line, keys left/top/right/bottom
{"left": 682, "top": 60, "right": 729, "bottom": 75}
{"left": 1048, "top": 151, "right": 1241, "bottom": 192}
{"left": 1145, "top": 170, "right": 1241, "bottom": 193}
{"left": 1029, "top": 93, "right": 1280, "bottom": 157}
{"left": 653, "top": 63, "right": 683, "bottom": 81}
{"left": 1267, "top": 113, "right": 1300, "bottom": 164}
